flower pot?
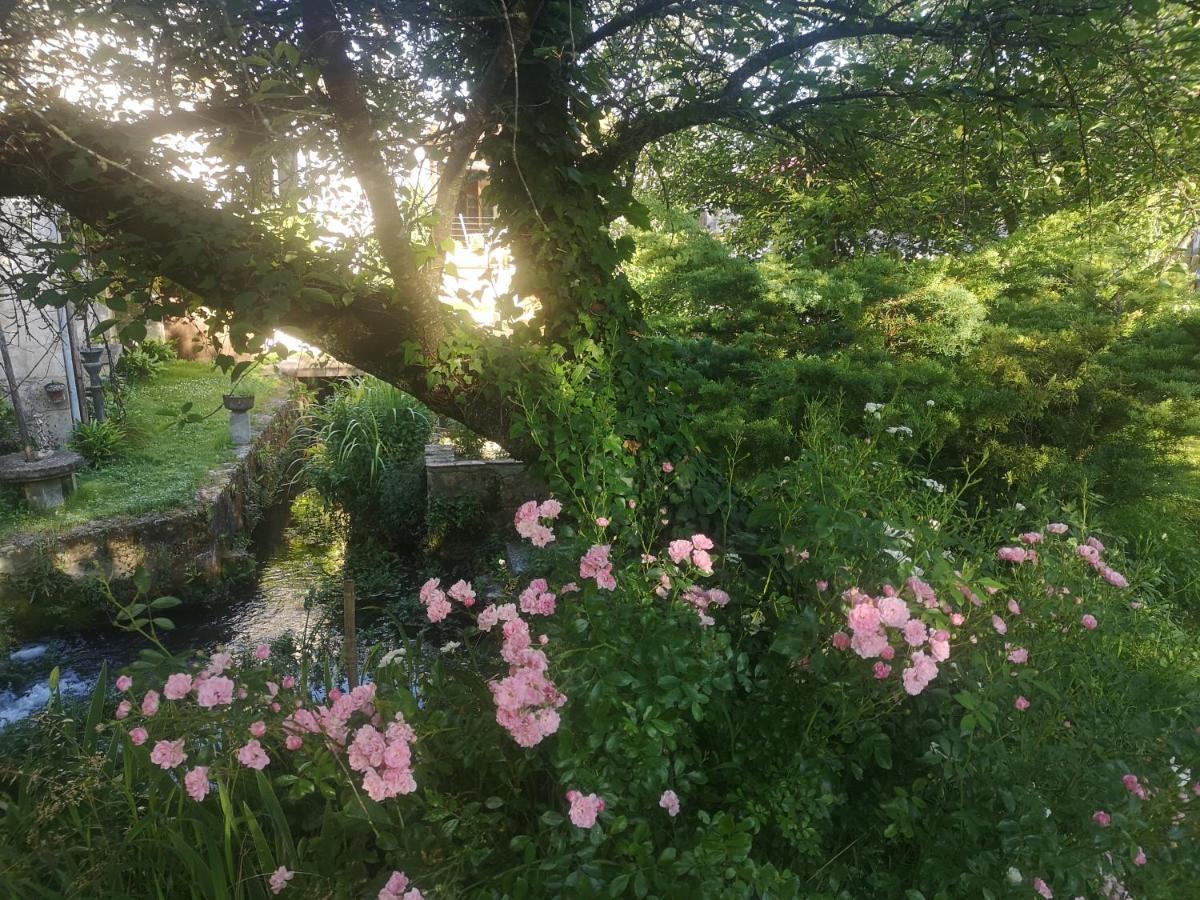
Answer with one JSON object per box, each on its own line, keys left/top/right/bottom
{"left": 44, "top": 381, "right": 67, "bottom": 404}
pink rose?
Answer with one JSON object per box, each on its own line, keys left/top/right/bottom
{"left": 269, "top": 866, "right": 294, "bottom": 895}
{"left": 659, "top": 789, "right": 680, "bottom": 817}
{"left": 129, "top": 726, "right": 148, "bottom": 746}
{"left": 565, "top": 790, "right": 605, "bottom": 828}
{"left": 164, "top": 673, "right": 193, "bottom": 700}
{"left": 184, "top": 766, "right": 210, "bottom": 801}
{"left": 196, "top": 675, "right": 235, "bottom": 708}
{"left": 141, "top": 690, "right": 160, "bottom": 717}
{"left": 149, "top": 739, "right": 187, "bottom": 770}
{"left": 237, "top": 739, "right": 271, "bottom": 770}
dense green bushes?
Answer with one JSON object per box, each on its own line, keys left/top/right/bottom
{"left": 629, "top": 207, "right": 1200, "bottom": 612}
{"left": 2, "top": 406, "right": 1197, "bottom": 898}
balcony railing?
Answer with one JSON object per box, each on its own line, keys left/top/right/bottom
{"left": 455, "top": 213, "right": 496, "bottom": 240}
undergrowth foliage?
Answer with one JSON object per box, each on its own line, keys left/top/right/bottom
{"left": 1, "top": 405, "right": 1197, "bottom": 899}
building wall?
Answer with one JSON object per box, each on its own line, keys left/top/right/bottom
{"left": 0, "top": 201, "right": 98, "bottom": 450}
{"left": 0, "top": 294, "right": 81, "bottom": 448}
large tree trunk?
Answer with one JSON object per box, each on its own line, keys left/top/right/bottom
{"left": 0, "top": 105, "right": 530, "bottom": 453}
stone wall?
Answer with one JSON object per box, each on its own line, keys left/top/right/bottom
{"left": 0, "top": 395, "right": 305, "bottom": 632}
{"left": 424, "top": 442, "right": 542, "bottom": 526}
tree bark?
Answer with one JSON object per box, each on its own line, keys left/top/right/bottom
{"left": 0, "top": 104, "right": 529, "bottom": 454}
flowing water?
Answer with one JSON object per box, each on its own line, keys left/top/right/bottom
{"left": 0, "top": 501, "right": 345, "bottom": 727}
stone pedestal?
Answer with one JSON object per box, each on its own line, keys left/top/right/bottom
{"left": 223, "top": 394, "right": 255, "bottom": 446}
{"left": 80, "top": 347, "right": 107, "bottom": 423}
{"left": 0, "top": 450, "right": 84, "bottom": 510}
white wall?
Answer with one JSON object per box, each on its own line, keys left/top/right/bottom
{"left": 0, "top": 200, "right": 96, "bottom": 450}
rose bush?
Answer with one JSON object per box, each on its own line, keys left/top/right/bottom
{"left": 1, "top": 408, "right": 1198, "bottom": 898}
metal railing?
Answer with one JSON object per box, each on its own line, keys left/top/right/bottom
{"left": 455, "top": 214, "right": 496, "bottom": 239}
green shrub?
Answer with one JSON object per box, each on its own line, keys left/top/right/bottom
{"left": 446, "top": 421, "right": 485, "bottom": 458}
{"left": 115, "top": 346, "right": 163, "bottom": 381}
{"left": 69, "top": 419, "right": 129, "bottom": 468}
{"left": 138, "top": 338, "right": 178, "bottom": 363}
{"left": 0, "top": 401, "right": 21, "bottom": 454}
{"left": 301, "top": 378, "right": 432, "bottom": 548}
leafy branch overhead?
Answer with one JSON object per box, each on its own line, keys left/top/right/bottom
{"left": 0, "top": 0, "right": 1195, "bottom": 447}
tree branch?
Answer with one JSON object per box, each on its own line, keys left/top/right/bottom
{"left": 300, "top": 0, "right": 430, "bottom": 331}
{"left": 431, "top": 0, "right": 545, "bottom": 253}
{"left": 594, "top": 15, "right": 952, "bottom": 165}
{"left": 0, "top": 102, "right": 526, "bottom": 449}
{"left": 579, "top": 0, "right": 691, "bottom": 51}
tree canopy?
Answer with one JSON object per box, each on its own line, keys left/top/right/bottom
{"left": 2, "top": 0, "right": 1198, "bottom": 447}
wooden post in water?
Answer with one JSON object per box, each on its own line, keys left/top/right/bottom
{"left": 343, "top": 577, "right": 358, "bottom": 688}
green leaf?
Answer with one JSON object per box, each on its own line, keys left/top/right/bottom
{"left": 82, "top": 661, "right": 108, "bottom": 751}
{"left": 299, "top": 287, "right": 336, "bottom": 305}
{"left": 132, "top": 568, "right": 151, "bottom": 596}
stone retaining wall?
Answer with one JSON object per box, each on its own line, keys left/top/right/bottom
{"left": 424, "top": 442, "right": 542, "bottom": 526}
{"left": 0, "top": 394, "right": 305, "bottom": 630}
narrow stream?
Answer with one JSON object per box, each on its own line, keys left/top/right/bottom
{"left": 0, "top": 501, "right": 345, "bottom": 727}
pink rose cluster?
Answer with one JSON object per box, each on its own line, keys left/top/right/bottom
{"left": 835, "top": 583, "right": 951, "bottom": 696}
{"left": 519, "top": 578, "right": 557, "bottom": 616}
{"left": 284, "top": 682, "right": 380, "bottom": 748}
{"left": 679, "top": 585, "right": 730, "bottom": 627}
{"left": 579, "top": 544, "right": 617, "bottom": 591}
{"left": 118, "top": 647, "right": 313, "bottom": 804}
{"left": 514, "top": 498, "right": 562, "bottom": 548}
{"left": 378, "top": 871, "right": 424, "bottom": 900}
{"left": 488, "top": 614, "right": 567, "bottom": 747}
{"left": 1076, "top": 536, "right": 1129, "bottom": 588}
{"left": 1123, "top": 773, "right": 1148, "bottom": 800}
{"left": 565, "top": 789, "right": 605, "bottom": 828}
{"left": 347, "top": 712, "right": 418, "bottom": 802}
{"left": 667, "top": 533, "right": 715, "bottom": 575}
{"left": 418, "top": 578, "right": 452, "bottom": 623}
{"left": 996, "top": 545, "right": 1038, "bottom": 564}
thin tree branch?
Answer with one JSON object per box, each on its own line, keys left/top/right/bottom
{"left": 594, "top": 15, "right": 954, "bottom": 165}
{"left": 300, "top": 0, "right": 429, "bottom": 327}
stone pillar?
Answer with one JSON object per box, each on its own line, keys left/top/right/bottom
{"left": 223, "top": 394, "right": 254, "bottom": 446}
{"left": 80, "top": 347, "right": 107, "bottom": 423}
{"left": 23, "top": 477, "right": 66, "bottom": 510}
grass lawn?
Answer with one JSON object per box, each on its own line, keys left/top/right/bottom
{"left": 0, "top": 360, "right": 287, "bottom": 541}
